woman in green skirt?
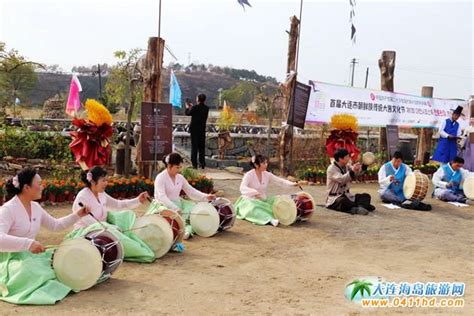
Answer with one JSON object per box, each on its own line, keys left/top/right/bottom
{"left": 147, "top": 153, "right": 215, "bottom": 240}
{"left": 0, "top": 168, "right": 91, "bottom": 305}
{"left": 66, "top": 166, "right": 156, "bottom": 263}
{"left": 235, "top": 155, "right": 297, "bottom": 227}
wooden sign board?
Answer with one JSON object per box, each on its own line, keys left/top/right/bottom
{"left": 287, "top": 81, "right": 311, "bottom": 129}
{"left": 141, "top": 102, "right": 172, "bottom": 162}
{"left": 386, "top": 125, "right": 399, "bottom": 158}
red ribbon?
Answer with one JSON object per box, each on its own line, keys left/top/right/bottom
{"left": 69, "top": 118, "right": 112, "bottom": 169}
{"left": 325, "top": 129, "right": 361, "bottom": 161}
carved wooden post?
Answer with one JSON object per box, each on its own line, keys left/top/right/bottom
{"left": 279, "top": 16, "right": 299, "bottom": 176}
{"left": 415, "top": 86, "right": 434, "bottom": 164}
{"left": 378, "top": 50, "right": 396, "bottom": 160}
{"left": 137, "top": 37, "right": 165, "bottom": 177}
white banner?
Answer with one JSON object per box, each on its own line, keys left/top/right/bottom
{"left": 306, "top": 81, "right": 468, "bottom": 129}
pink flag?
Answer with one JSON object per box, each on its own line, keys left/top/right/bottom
{"left": 66, "top": 74, "right": 82, "bottom": 116}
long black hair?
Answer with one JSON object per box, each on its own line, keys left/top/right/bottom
{"left": 5, "top": 167, "right": 38, "bottom": 196}
{"left": 81, "top": 166, "right": 108, "bottom": 187}
{"left": 250, "top": 154, "right": 268, "bottom": 169}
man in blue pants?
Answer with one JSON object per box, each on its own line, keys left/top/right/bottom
{"left": 432, "top": 106, "right": 464, "bottom": 164}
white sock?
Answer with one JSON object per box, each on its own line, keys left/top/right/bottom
{"left": 270, "top": 219, "right": 279, "bottom": 227}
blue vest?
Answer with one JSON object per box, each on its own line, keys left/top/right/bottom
{"left": 432, "top": 118, "right": 460, "bottom": 163}
{"left": 384, "top": 162, "right": 407, "bottom": 201}
{"left": 442, "top": 164, "right": 463, "bottom": 193}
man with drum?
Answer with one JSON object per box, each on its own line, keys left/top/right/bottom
{"left": 378, "top": 151, "right": 432, "bottom": 210}
{"left": 325, "top": 149, "right": 376, "bottom": 215}
{"left": 432, "top": 156, "right": 474, "bottom": 204}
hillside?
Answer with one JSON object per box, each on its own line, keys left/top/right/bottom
{"left": 24, "top": 67, "right": 278, "bottom": 111}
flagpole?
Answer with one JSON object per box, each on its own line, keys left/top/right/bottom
{"left": 295, "top": 0, "right": 303, "bottom": 74}
{"left": 153, "top": 0, "right": 162, "bottom": 176}
{"left": 158, "top": 0, "right": 162, "bottom": 38}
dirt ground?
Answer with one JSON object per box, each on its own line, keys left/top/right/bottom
{"left": 1, "top": 174, "right": 473, "bottom": 315}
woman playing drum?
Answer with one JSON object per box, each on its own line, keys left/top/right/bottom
{"left": 66, "top": 166, "right": 156, "bottom": 263}
{"left": 147, "top": 153, "right": 215, "bottom": 239}
{"left": 0, "top": 168, "right": 90, "bottom": 305}
{"left": 234, "top": 155, "right": 297, "bottom": 227}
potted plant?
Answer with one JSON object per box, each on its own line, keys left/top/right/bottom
{"left": 117, "top": 179, "right": 127, "bottom": 199}
{"left": 217, "top": 102, "right": 236, "bottom": 159}
{"left": 56, "top": 181, "right": 66, "bottom": 203}
{"left": 193, "top": 176, "right": 214, "bottom": 193}
{"left": 64, "top": 181, "right": 76, "bottom": 203}
{"left": 46, "top": 182, "right": 58, "bottom": 203}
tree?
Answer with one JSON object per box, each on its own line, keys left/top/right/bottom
{"left": 105, "top": 48, "right": 144, "bottom": 177}
{"left": 255, "top": 85, "right": 278, "bottom": 118}
{"left": 220, "top": 81, "right": 259, "bottom": 109}
{"left": 0, "top": 42, "right": 44, "bottom": 117}
{"left": 104, "top": 49, "right": 144, "bottom": 116}
{"left": 71, "top": 63, "right": 109, "bottom": 75}
{"left": 45, "top": 64, "right": 62, "bottom": 73}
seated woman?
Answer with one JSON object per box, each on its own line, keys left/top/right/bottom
{"left": 66, "top": 166, "right": 156, "bottom": 263}
{"left": 234, "top": 155, "right": 297, "bottom": 227}
{"left": 147, "top": 153, "right": 215, "bottom": 239}
{"left": 0, "top": 168, "right": 90, "bottom": 305}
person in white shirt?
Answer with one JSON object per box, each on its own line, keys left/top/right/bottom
{"left": 67, "top": 166, "right": 156, "bottom": 263}
{"left": 432, "top": 156, "right": 473, "bottom": 204}
{"left": 377, "top": 151, "right": 432, "bottom": 211}
{"left": 0, "top": 168, "right": 90, "bottom": 305}
{"left": 72, "top": 167, "right": 149, "bottom": 229}
{"left": 148, "top": 153, "right": 215, "bottom": 239}
{"left": 234, "top": 155, "right": 297, "bottom": 227}
{"left": 378, "top": 151, "right": 412, "bottom": 204}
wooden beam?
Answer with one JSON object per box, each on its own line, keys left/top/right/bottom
{"left": 137, "top": 37, "right": 165, "bottom": 177}
{"left": 279, "top": 16, "right": 299, "bottom": 176}
{"left": 378, "top": 50, "right": 396, "bottom": 160}
{"left": 415, "top": 86, "right": 434, "bottom": 164}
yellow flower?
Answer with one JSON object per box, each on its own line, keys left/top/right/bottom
{"left": 85, "top": 99, "right": 112, "bottom": 126}
{"left": 330, "top": 114, "right": 358, "bottom": 131}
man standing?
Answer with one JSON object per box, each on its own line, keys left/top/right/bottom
{"left": 185, "top": 94, "right": 209, "bottom": 169}
{"left": 432, "top": 106, "right": 464, "bottom": 164}
{"left": 326, "top": 148, "right": 375, "bottom": 215}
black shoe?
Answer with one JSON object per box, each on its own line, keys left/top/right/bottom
{"left": 366, "top": 204, "right": 376, "bottom": 212}
{"left": 200, "top": 165, "right": 205, "bottom": 170}
{"left": 402, "top": 201, "right": 431, "bottom": 211}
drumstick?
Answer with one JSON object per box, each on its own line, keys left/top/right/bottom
{"left": 79, "top": 202, "right": 108, "bottom": 231}
{"left": 298, "top": 185, "right": 303, "bottom": 191}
